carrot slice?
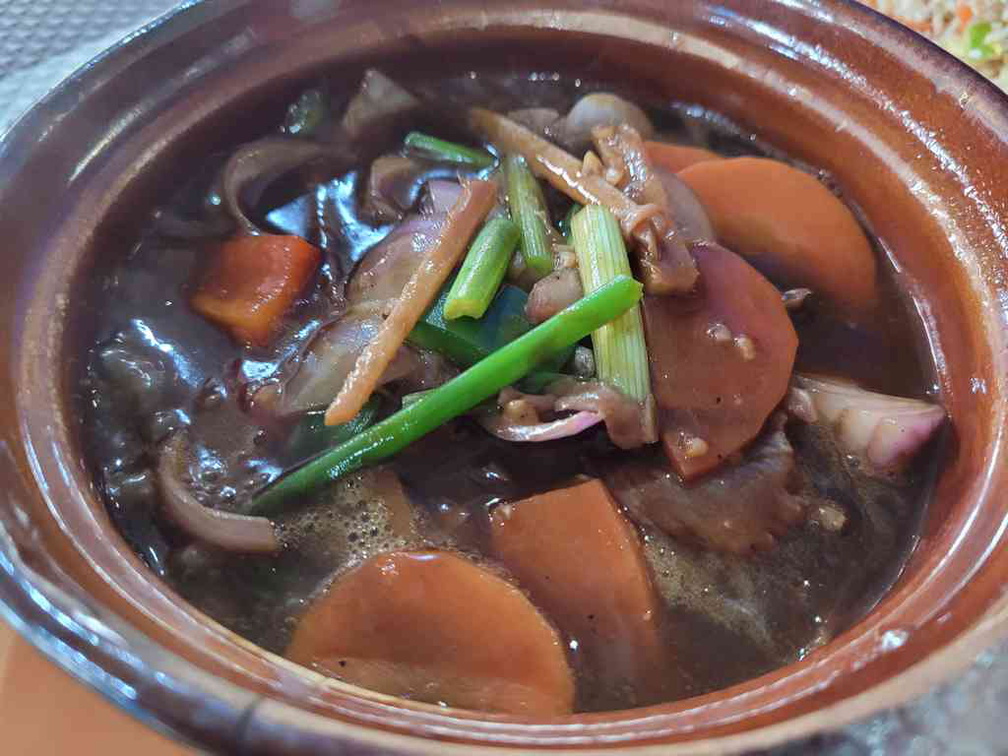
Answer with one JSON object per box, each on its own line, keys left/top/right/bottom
{"left": 490, "top": 479, "right": 672, "bottom": 707}
{"left": 191, "top": 234, "right": 320, "bottom": 347}
{"left": 678, "top": 157, "right": 877, "bottom": 317}
{"left": 643, "top": 241, "right": 798, "bottom": 480}
{"left": 644, "top": 141, "right": 721, "bottom": 173}
{"left": 287, "top": 550, "right": 575, "bottom": 715}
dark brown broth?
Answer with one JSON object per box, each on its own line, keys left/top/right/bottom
{"left": 75, "top": 71, "right": 940, "bottom": 713}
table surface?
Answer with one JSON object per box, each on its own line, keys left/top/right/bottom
{"left": 0, "top": 2, "right": 1004, "bottom": 754}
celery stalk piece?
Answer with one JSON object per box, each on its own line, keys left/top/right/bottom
{"left": 504, "top": 155, "right": 554, "bottom": 280}
{"left": 443, "top": 217, "right": 520, "bottom": 320}
{"left": 571, "top": 205, "right": 651, "bottom": 403}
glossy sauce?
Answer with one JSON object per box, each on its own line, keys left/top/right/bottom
{"left": 75, "top": 71, "right": 941, "bottom": 712}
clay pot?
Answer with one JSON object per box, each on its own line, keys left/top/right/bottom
{"left": 0, "top": 1, "right": 1004, "bottom": 752}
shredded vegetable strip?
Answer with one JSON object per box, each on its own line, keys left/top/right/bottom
{"left": 468, "top": 107, "right": 698, "bottom": 293}
{"left": 325, "top": 179, "right": 497, "bottom": 425}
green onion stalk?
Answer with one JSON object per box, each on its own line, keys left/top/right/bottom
{"left": 404, "top": 131, "right": 496, "bottom": 169}
{"left": 251, "top": 275, "right": 642, "bottom": 514}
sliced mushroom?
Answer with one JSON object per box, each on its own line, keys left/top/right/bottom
{"left": 561, "top": 93, "right": 654, "bottom": 150}
{"left": 524, "top": 268, "right": 583, "bottom": 324}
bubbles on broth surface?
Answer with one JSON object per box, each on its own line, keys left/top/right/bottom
{"left": 278, "top": 467, "right": 418, "bottom": 565}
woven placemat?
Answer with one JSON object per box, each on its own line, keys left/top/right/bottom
{"left": 0, "top": 0, "right": 178, "bottom": 133}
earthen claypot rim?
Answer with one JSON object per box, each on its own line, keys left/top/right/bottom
{"left": 0, "top": 0, "right": 1006, "bottom": 753}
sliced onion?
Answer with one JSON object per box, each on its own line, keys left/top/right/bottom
{"left": 794, "top": 373, "right": 946, "bottom": 471}
{"left": 156, "top": 434, "right": 279, "bottom": 553}
{"left": 362, "top": 155, "right": 426, "bottom": 222}
{"left": 477, "top": 410, "right": 603, "bottom": 442}
{"left": 345, "top": 214, "right": 445, "bottom": 308}
{"left": 422, "top": 180, "right": 464, "bottom": 214}
{"left": 365, "top": 160, "right": 462, "bottom": 222}
{"left": 222, "top": 137, "right": 330, "bottom": 235}
{"left": 552, "top": 379, "right": 656, "bottom": 450}
{"left": 274, "top": 314, "right": 420, "bottom": 414}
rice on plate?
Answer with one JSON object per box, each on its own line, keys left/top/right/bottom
{"left": 864, "top": 1, "right": 1008, "bottom": 88}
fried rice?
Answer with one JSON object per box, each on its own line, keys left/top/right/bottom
{"left": 863, "top": 1, "right": 1008, "bottom": 89}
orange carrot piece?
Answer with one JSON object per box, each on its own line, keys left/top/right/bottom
{"left": 490, "top": 479, "right": 673, "bottom": 706}
{"left": 287, "top": 550, "right": 575, "bottom": 715}
{"left": 644, "top": 141, "right": 722, "bottom": 173}
{"left": 678, "top": 157, "right": 877, "bottom": 317}
{"left": 191, "top": 234, "right": 320, "bottom": 347}
{"left": 956, "top": 2, "right": 974, "bottom": 33}
{"left": 324, "top": 179, "right": 497, "bottom": 425}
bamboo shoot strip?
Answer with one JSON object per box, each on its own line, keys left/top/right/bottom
{"left": 469, "top": 107, "right": 698, "bottom": 294}
{"left": 252, "top": 276, "right": 642, "bottom": 514}
{"left": 325, "top": 179, "right": 497, "bottom": 425}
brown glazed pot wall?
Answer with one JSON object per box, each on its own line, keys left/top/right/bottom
{"left": 0, "top": 0, "right": 1005, "bottom": 753}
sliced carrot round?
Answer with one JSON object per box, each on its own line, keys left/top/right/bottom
{"left": 678, "top": 157, "right": 877, "bottom": 317}
{"left": 491, "top": 479, "right": 674, "bottom": 708}
{"left": 643, "top": 241, "right": 798, "bottom": 480}
{"left": 644, "top": 141, "right": 721, "bottom": 173}
{"left": 287, "top": 550, "right": 575, "bottom": 715}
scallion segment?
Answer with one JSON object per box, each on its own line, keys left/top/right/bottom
{"left": 571, "top": 206, "right": 651, "bottom": 403}
{"left": 443, "top": 217, "right": 520, "bottom": 320}
{"left": 404, "top": 131, "right": 496, "bottom": 169}
{"left": 251, "top": 275, "right": 642, "bottom": 514}
{"left": 504, "top": 155, "right": 554, "bottom": 280}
